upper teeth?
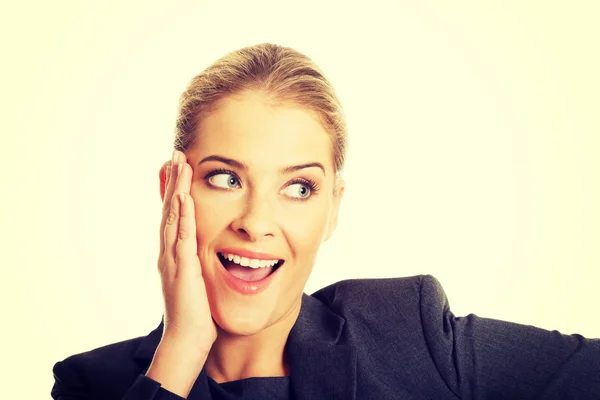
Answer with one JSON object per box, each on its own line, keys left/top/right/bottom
{"left": 220, "top": 252, "right": 280, "bottom": 269}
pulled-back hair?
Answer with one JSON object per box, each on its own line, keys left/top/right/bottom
{"left": 174, "top": 43, "right": 347, "bottom": 180}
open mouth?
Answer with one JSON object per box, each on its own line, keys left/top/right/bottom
{"left": 217, "top": 252, "right": 284, "bottom": 282}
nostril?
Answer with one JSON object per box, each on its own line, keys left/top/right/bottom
{"left": 235, "top": 227, "right": 272, "bottom": 242}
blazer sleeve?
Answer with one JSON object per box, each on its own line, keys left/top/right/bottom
{"left": 121, "top": 375, "right": 187, "bottom": 400}
{"left": 419, "top": 275, "right": 600, "bottom": 400}
{"left": 51, "top": 360, "right": 185, "bottom": 400}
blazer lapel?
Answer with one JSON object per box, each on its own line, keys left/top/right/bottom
{"left": 133, "top": 293, "right": 357, "bottom": 400}
{"left": 286, "top": 294, "right": 357, "bottom": 400}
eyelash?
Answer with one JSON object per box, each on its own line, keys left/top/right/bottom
{"left": 203, "top": 168, "right": 239, "bottom": 183}
{"left": 202, "top": 168, "right": 320, "bottom": 200}
{"left": 287, "top": 178, "right": 320, "bottom": 201}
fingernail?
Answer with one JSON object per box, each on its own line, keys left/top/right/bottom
{"left": 178, "top": 162, "right": 183, "bottom": 175}
{"left": 179, "top": 192, "right": 185, "bottom": 204}
{"left": 172, "top": 150, "right": 178, "bottom": 164}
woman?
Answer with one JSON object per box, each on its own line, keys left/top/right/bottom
{"left": 51, "top": 43, "right": 600, "bottom": 400}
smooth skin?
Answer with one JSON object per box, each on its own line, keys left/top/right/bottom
{"left": 147, "top": 90, "right": 344, "bottom": 398}
{"left": 146, "top": 151, "right": 217, "bottom": 397}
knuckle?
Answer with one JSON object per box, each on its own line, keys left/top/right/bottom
{"left": 157, "top": 261, "right": 167, "bottom": 275}
{"left": 158, "top": 260, "right": 175, "bottom": 279}
{"left": 166, "top": 209, "right": 177, "bottom": 225}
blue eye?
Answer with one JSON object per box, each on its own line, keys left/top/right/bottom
{"left": 207, "top": 172, "right": 240, "bottom": 189}
{"left": 281, "top": 182, "right": 314, "bottom": 200}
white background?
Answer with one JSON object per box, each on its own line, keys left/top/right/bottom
{"left": 2, "top": 1, "right": 599, "bottom": 398}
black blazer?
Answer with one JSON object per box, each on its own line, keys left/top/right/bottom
{"left": 51, "top": 275, "right": 600, "bottom": 399}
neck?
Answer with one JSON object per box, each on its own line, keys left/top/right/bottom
{"left": 205, "top": 297, "right": 302, "bottom": 383}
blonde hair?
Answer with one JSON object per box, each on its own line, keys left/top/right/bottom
{"left": 174, "top": 43, "right": 347, "bottom": 182}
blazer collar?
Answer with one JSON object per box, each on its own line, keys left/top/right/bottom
{"left": 286, "top": 293, "right": 357, "bottom": 400}
{"left": 134, "top": 293, "right": 357, "bottom": 400}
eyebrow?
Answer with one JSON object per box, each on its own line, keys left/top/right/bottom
{"left": 198, "top": 155, "right": 326, "bottom": 175}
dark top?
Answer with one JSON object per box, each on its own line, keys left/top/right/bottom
{"left": 51, "top": 275, "right": 600, "bottom": 399}
{"left": 208, "top": 377, "right": 292, "bottom": 400}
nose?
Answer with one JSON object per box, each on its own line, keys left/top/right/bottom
{"left": 230, "top": 192, "right": 276, "bottom": 242}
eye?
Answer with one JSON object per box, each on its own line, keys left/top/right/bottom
{"left": 207, "top": 171, "right": 241, "bottom": 189}
{"left": 281, "top": 181, "right": 315, "bottom": 200}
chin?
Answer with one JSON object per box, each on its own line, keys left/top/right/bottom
{"left": 201, "top": 250, "right": 304, "bottom": 337}
{"left": 211, "top": 302, "right": 276, "bottom": 336}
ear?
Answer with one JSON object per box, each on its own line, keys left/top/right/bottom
{"left": 159, "top": 161, "right": 170, "bottom": 202}
{"left": 324, "top": 179, "right": 345, "bottom": 242}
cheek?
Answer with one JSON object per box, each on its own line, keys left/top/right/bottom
{"left": 282, "top": 203, "right": 330, "bottom": 255}
{"left": 190, "top": 189, "right": 231, "bottom": 246}
{"left": 190, "top": 180, "right": 332, "bottom": 255}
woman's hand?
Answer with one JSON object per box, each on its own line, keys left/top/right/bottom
{"left": 146, "top": 150, "right": 216, "bottom": 397}
{"left": 157, "top": 150, "right": 217, "bottom": 351}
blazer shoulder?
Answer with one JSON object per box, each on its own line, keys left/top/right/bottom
{"left": 310, "top": 274, "right": 449, "bottom": 321}
{"left": 58, "top": 335, "right": 145, "bottom": 368}
{"left": 52, "top": 335, "right": 147, "bottom": 398}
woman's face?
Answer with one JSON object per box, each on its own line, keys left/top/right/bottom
{"left": 184, "top": 90, "right": 344, "bottom": 336}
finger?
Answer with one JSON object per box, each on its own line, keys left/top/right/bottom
{"left": 160, "top": 151, "right": 181, "bottom": 254}
{"left": 178, "top": 150, "right": 188, "bottom": 165}
{"left": 175, "top": 192, "right": 199, "bottom": 278}
{"left": 163, "top": 156, "right": 189, "bottom": 263}
{"left": 173, "top": 155, "right": 192, "bottom": 200}
{"left": 164, "top": 153, "right": 181, "bottom": 213}
{"left": 166, "top": 164, "right": 172, "bottom": 189}
{"left": 171, "top": 152, "right": 190, "bottom": 199}
{"left": 163, "top": 180, "right": 181, "bottom": 272}
{"left": 159, "top": 162, "right": 172, "bottom": 256}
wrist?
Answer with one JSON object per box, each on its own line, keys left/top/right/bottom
{"left": 145, "top": 340, "right": 208, "bottom": 398}
{"left": 155, "top": 336, "right": 209, "bottom": 368}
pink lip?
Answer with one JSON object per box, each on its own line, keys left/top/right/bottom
{"left": 218, "top": 248, "right": 282, "bottom": 261}
{"left": 216, "top": 250, "right": 284, "bottom": 295}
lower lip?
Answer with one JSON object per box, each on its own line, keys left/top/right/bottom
{"left": 217, "top": 256, "right": 282, "bottom": 295}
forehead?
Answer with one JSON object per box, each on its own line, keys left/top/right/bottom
{"left": 194, "top": 91, "right": 334, "bottom": 172}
